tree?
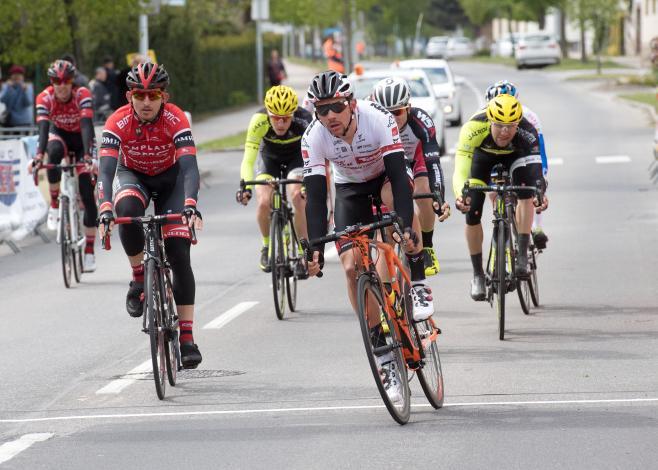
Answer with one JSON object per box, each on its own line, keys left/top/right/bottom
{"left": 568, "top": 0, "right": 621, "bottom": 70}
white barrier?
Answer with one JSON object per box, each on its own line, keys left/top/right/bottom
{"left": 0, "top": 136, "right": 48, "bottom": 250}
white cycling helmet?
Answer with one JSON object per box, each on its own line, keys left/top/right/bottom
{"left": 372, "top": 77, "right": 411, "bottom": 110}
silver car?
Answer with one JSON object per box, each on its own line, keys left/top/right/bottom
{"left": 515, "top": 34, "right": 561, "bottom": 68}
{"left": 426, "top": 36, "right": 449, "bottom": 59}
{"left": 396, "top": 59, "right": 463, "bottom": 126}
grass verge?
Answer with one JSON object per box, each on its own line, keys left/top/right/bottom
{"left": 198, "top": 131, "right": 246, "bottom": 152}
{"left": 618, "top": 92, "right": 657, "bottom": 112}
{"left": 544, "top": 58, "right": 626, "bottom": 70}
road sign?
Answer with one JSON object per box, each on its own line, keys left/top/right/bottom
{"left": 251, "top": 0, "right": 269, "bottom": 21}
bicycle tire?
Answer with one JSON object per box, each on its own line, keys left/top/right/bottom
{"left": 270, "top": 212, "right": 286, "bottom": 320}
{"left": 60, "top": 198, "right": 72, "bottom": 288}
{"left": 72, "top": 208, "right": 83, "bottom": 283}
{"left": 163, "top": 273, "right": 178, "bottom": 386}
{"left": 146, "top": 259, "right": 167, "bottom": 399}
{"left": 356, "top": 274, "right": 410, "bottom": 425}
{"left": 516, "top": 237, "right": 531, "bottom": 315}
{"left": 285, "top": 219, "right": 298, "bottom": 313}
{"left": 496, "top": 220, "right": 506, "bottom": 340}
{"left": 528, "top": 248, "right": 540, "bottom": 306}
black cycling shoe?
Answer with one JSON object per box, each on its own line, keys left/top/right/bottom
{"left": 180, "top": 342, "right": 202, "bottom": 369}
{"left": 515, "top": 252, "right": 529, "bottom": 278}
{"left": 126, "top": 281, "right": 144, "bottom": 318}
{"left": 470, "top": 274, "right": 486, "bottom": 301}
{"left": 259, "top": 246, "right": 271, "bottom": 273}
{"left": 533, "top": 230, "right": 548, "bottom": 250}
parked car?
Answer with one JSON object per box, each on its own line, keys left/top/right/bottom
{"left": 445, "top": 37, "right": 475, "bottom": 59}
{"left": 348, "top": 67, "right": 447, "bottom": 155}
{"left": 396, "top": 59, "right": 463, "bottom": 126}
{"left": 515, "top": 34, "right": 561, "bottom": 68}
{"left": 426, "top": 36, "right": 449, "bottom": 59}
{"left": 490, "top": 33, "right": 522, "bottom": 57}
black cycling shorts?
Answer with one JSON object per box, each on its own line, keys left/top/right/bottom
{"left": 256, "top": 151, "right": 303, "bottom": 179}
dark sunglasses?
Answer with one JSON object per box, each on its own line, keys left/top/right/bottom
{"left": 390, "top": 108, "right": 407, "bottom": 116}
{"left": 51, "top": 78, "right": 73, "bottom": 86}
{"left": 315, "top": 100, "right": 349, "bottom": 117}
{"left": 132, "top": 90, "right": 163, "bottom": 101}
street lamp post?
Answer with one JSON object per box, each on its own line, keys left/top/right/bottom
{"left": 252, "top": 0, "right": 270, "bottom": 103}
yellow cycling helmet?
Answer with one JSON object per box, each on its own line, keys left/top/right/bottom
{"left": 264, "top": 85, "right": 298, "bottom": 115}
{"left": 486, "top": 93, "right": 523, "bottom": 124}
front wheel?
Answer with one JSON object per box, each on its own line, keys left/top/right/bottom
{"left": 146, "top": 259, "right": 167, "bottom": 400}
{"left": 496, "top": 220, "right": 506, "bottom": 340}
{"left": 59, "top": 198, "right": 73, "bottom": 288}
{"left": 270, "top": 212, "right": 286, "bottom": 320}
{"left": 356, "top": 274, "right": 410, "bottom": 425}
{"left": 285, "top": 219, "right": 298, "bottom": 313}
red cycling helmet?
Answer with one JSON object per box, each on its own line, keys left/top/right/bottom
{"left": 47, "top": 60, "right": 76, "bottom": 81}
{"left": 126, "top": 62, "right": 170, "bottom": 90}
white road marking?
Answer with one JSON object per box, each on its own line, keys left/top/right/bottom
{"left": 3, "top": 397, "right": 658, "bottom": 424}
{"left": 95, "top": 360, "right": 152, "bottom": 395}
{"left": 0, "top": 433, "right": 54, "bottom": 465}
{"left": 595, "top": 155, "right": 631, "bottom": 164}
{"left": 462, "top": 78, "right": 486, "bottom": 109}
{"left": 203, "top": 301, "right": 259, "bottom": 329}
{"left": 548, "top": 158, "right": 563, "bottom": 165}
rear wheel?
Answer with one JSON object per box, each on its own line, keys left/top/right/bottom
{"left": 528, "top": 248, "right": 540, "bottom": 306}
{"left": 146, "top": 260, "right": 166, "bottom": 400}
{"left": 285, "top": 219, "right": 298, "bottom": 313}
{"left": 496, "top": 220, "right": 506, "bottom": 340}
{"left": 270, "top": 212, "right": 286, "bottom": 320}
{"left": 356, "top": 274, "right": 410, "bottom": 425}
{"left": 60, "top": 199, "right": 72, "bottom": 288}
{"left": 72, "top": 208, "right": 83, "bottom": 283}
{"left": 163, "top": 273, "right": 178, "bottom": 387}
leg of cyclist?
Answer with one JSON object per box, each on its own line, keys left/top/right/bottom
{"left": 255, "top": 174, "right": 274, "bottom": 272}
{"left": 380, "top": 181, "right": 433, "bottom": 321}
{"left": 45, "top": 136, "right": 66, "bottom": 230}
{"left": 414, "top": 175, "right": 440, "bottom": 276}
{"left": 74, "top": 142, "right": 98, "bottom": 272}
{"left": 510, "top": 157, "right": 543, "bottom": 276}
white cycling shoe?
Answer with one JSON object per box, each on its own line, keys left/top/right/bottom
{"left": 377, "top": 352, "right": 403, "bottom": 404}
{"left": 46, "top": 207, "right": 59, "bottom": 231}
{"left": 411, "top": 283, "right": 434, "bottom": 321}
{"left": 83, "top": 253, "right": 96, "bottom": 272}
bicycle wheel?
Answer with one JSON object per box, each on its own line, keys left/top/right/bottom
{"left": 516, "top": 236, "right": 531, "bottom": 314}
{"left": 496, "top": 220, "right": 506, "bottom": 340}
{"left": 270, "top": 212, "right": 286, "bottom": 320}
{"left": 356, "top": 274, "right": 410, "bottom": 425}
{"left": 59, "top": 199, "right": 73, "bottom": 288}
{"left": 400, "top": 279, "right": 444, "bottom": 409}
{"left": 528, "top": 247, "right": 540, "bottom": 307}
{"left": 146, "top": 259, "right": 167, "bottom": 399}
{"left": 285, "top": 219, "right": 298, "bottom": 313}
{"left": 72, "top": 209, "right": 83, "bottom": 283}
{"left": 163, "top": 273, "right": 178, "bottom": 387}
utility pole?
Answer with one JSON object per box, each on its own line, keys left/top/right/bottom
{"left": 251, "top": 0, "right": 269, "bottom": 103}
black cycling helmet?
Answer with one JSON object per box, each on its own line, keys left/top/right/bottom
{"left": 307, "top": 71, "right": 353, "bottom": 103}
{"left": 47, "top": 60, "right": 76, "bottom": 81}
{"left": 126, "top": 62, "right": 170, "bottom": 90}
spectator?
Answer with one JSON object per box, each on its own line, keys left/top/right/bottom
{"left": 103, "top": 55, "right": 120, "bottom": 110}
{"left": 61, "top": 53, "right": 89, "bottom": 88}
{"left": 91, "top": 67, "right": 112, "bottom": 123}
{"left": 266, "top": 49, "right": 287, "bottom": 87}
{"left": 0, "top": 65, "right": 34, "bottom": 127}
{"left": 322, "top": 34, "right": 344, "bottom": 73}
{"left": 117, "top": 54, "right": 146, "bottom": 108}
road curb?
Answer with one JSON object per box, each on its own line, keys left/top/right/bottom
{"left": 615, "top": 95, "right": 657, "bottom": 124}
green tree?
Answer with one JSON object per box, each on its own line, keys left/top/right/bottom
{"left": 568, "top": 0, "right": 621, "bottom": 69}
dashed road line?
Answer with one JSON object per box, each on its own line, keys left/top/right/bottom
{"left": 96, "top": 360, "right": 151, "bottom": 395}
{"left": 3, "top": 397, "right": 658, "bottom": 424}
{"left": 0, "top": 433, "right": 54, "bottom": 465}
{"left": 203, "top": 301, "right": 259, "bottom": 329}
{"left": 595, "top": 155, "right": 631, "bottom": 164}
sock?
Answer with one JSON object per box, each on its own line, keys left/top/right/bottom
{"left": 49, "top": 189, "right": 59, "bottom": 209}
{"left": 422, "top": 230, "right": 433, "bottom": 249}
{"left": 471, "top": 253, "right": 484, "bottom": 276}
{"left": 180, "top": 320, "right": 194, "bottom": 344}
{"left": 132, "top": 264, "right": 144, "bottom": 283}
{"left": 85, "top": 235, "right": 95, "bottom": 254}
{"left": 406, "top": 251, "right": 426, "bottom": 282}
{"left": 533, "top": 212, "right": 543, "bottom": 231}
{"left": 518, "top": 234, "right": 530, "bottom": 257}
{"left": 262, "top": 236, "right": 270, "bottom": 247}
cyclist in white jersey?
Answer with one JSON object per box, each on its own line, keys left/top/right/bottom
{"left": 302, "top": 71, "right": 434, "bottom": 322}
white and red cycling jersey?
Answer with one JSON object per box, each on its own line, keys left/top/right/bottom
{"left": 35, "top": 86, "right": 93, "bottom": 132}
{"left": 99, "top": 103, "right": 196, "bottom": 176}
{"left": 301, "top": 100, "right": 403, "bottom": 184}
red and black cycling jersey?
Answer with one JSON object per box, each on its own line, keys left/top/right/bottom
{"left": 35, "top": 86, "right": 93, "bottom": 133}
{"left": 100, "top": 103, "right": 195, "bottom": 176}
{"left": 399, "top": 107, "right": 445, "bottom": 198}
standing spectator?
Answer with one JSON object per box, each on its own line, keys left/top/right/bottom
{"left": 103, "top": 56, "right": 120, "bottom": 110}
{"left": 61, "top": 53, "right": 89, "bottom": 88}
{"left": 0, "top": 65, "right": 34, "bottom": 127}
{"left": 322, "top": 34, "right": 344, "bottom": 73}
{"left": 267, "top": 49, "right": 287, "bottom": 87}
{"left": 91, "top": 67, "right": 112, "bottom": 123}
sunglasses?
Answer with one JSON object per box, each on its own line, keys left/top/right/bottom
{"left": 491, "top": 122, "right": 518, "bottom": 131}
{"left": 268, "top": 113, "right": 293, "bottom": 122}
{"left": 390, "top": 108, "right": 408, "bottom": 117}
{"left": 132, "top": 90, "right": 163, "bottom": 101}
{"left": 315, "top": 100, "right": 349, "bottom": 117}
{"left": 51, "top": 78, "right": 73, "bottom": 86}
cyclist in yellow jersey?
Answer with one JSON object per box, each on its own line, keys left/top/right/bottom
{"left": 453, "top": 94, "right": 548, "bottom": 300}
{"left": 236, "top": 86, "right": 313, "bottom": 272}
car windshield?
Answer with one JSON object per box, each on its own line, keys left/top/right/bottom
{"left": 423, "top": 68, "right": 449, "bottom": 84}
{"left": 352, "top": 76, "right": 431, "bottom": 100}
{"left": 524, "top": 35, "right": 552, "bottom": 43}
{"left": 430, "top": 37, "right": 447, "bottom": 44}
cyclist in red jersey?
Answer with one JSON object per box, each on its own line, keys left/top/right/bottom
{"left": 28, "top": 59, "right": 98, "bottom": 271}
{"left": 97, "top": 63, "right": 203, "bottom": 369}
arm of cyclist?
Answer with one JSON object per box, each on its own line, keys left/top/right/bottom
{"left": 97, "top": 155, "right": 117, "bottom": 238}
{"left": 237, "top": 112, "right": 268, "bottom": 204}
{"left": 80, "top": 116, "right": 97, "bottom": 172}
{"left": 452, "top": 120, "right": 480, "bottom": 213}
{"left": 178, "top": 154, "right": 203, "bottom": 229}
{"left": 304, "top": 174, "right": 327, "bottom": 277}
{"left": 383, "top": 150, "right": 414, "bottom": 229}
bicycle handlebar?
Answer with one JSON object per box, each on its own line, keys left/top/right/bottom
{"left": 102, "top": 214, "right": 197, "bottom": 250}
{"left": 240, "top": 178, "right": 304, "bottom": 189}
{"left": 32, "top": 162, "right": 87, "bottom": 186}
{"left": 413, "top": 191, "right": 445, "bottom": 217}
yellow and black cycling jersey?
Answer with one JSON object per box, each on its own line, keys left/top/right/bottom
{"left": 452, "top": 110, "right": 540, "bottom": 199}
{"left": 240, "top": 106, "right": 313, "bottom": 183}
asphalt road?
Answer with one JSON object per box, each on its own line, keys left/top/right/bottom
{"left": 1, "top": 61, "right": 657, "bottom": 469}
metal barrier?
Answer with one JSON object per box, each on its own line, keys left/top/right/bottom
{"left": 0, "top": 126, "right": 37, "bottom": 140}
